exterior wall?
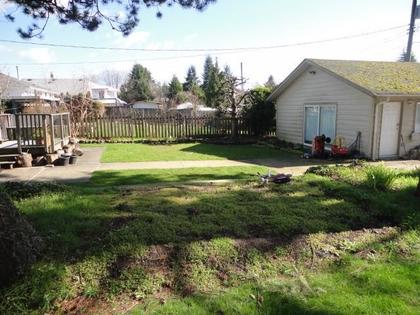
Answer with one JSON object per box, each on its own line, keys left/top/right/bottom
{"left": 91, "top": 88, "right": 117, "bottom": 100}
{"left": 399, "top": 99, "right": 420, "bottom": 154}
{"left": 275, "top": 66, "right": 375, "bottom": 157}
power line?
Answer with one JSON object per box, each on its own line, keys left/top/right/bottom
{"left": 0, "top": 25, "right": 409, "bottom": 66}
{"left": 0, "top": 53, "right": 214, "bottom": 66}
{"left": 0, "top": 24, "right": 408, "bottom": 53}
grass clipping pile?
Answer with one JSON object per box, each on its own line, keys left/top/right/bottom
{"left": 0, "top": 192, "right": 44, "bottom": 286}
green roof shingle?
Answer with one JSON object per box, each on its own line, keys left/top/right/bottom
{"left": 309, "top": 59, "right": 420, "bottom": 95}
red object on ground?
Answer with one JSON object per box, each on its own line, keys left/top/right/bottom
{"left": 312, "top": 136, "right": 326, "bottom": 157}
{"left": 331, "top": 145, "right": 349, "bottom": 157}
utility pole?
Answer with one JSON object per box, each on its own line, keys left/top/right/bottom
{"left": 15, "top": 66, "right": 19, "bottom": 80}
{"left": 406, "top": 0, "right": 418, "bottom": 61}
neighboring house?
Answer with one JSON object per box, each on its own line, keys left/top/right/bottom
{"left": 268, "top": 59, "right": 420, "bottom": 160}
{"left": 170, "top": 102, "right": 217, "bottom": 117}
{"left": 26, "top": 77, "right": 126, "bottom": 107}
{"left": 131, "top": 101, "right": 162, "bottom": 115}
{"left": 0, "top": 73, "right": 60, "bottom": 112}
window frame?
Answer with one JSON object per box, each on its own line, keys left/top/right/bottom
{"left": 303, "top": 103, "right": 337, "bottom": 145}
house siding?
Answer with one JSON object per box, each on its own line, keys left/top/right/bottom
{"left": 275, "top": 66, "right": 375, "bottom": 157}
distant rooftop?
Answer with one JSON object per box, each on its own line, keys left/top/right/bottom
{"left": 0, "top": 73, "right": 59, "bottom": 99}
{"left": 25, "top": 78, "right": 117, "bottom": 95}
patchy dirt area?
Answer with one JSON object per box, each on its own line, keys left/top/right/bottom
{"left": 57, "top": 226, "right": 401, "bottom": 314}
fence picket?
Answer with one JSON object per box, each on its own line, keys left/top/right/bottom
{"left": 78, "top": 116, "right": 274, "bottom": 140}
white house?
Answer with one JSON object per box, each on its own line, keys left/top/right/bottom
{"left": 26, "top": 77, "right": 126, "bottom": 107}
{"left": 170, "top": 102, "right": 217, "bottom": 117}
{"left": 131, "top": 101, "right": 162, "bottom": 115}
{"left": 0, "top": 73, "right": 60, "bottom": 106}
{"left": 268, "top": 59, "right": 420, "bottom": 160}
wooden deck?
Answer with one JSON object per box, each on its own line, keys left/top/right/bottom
{"left": 0, "top": 113, "right": 71, "bottom": 155}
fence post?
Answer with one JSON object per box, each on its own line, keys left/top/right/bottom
{"left": 42, "top": 115, "right": 48, "bottom": 153}
{"left": 15, "top": 114, "right": 22, "bottom": 154}
{"left": 67, "top": 113, "right": 71, "bottom": 138}
{"left": 59, "top": 114, "right": 65, "bottom": 146}
{"left": 49, "top": 115, "right": 55, "bottom": 153}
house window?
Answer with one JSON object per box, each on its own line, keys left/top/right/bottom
{"left": 304, "top": 104, "right": 336, "bottom": 144}
{"left": 416, "top": 103, "right": 420, "bottom": 133}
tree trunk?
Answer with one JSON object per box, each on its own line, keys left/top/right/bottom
{"left": 230, "top": 94, "right": 238, "bottom": 140}
{"left": 0, "top": 192, "right": 44, "bottom": 286}
{"left": 231, "top": 117, "right": 238, "bottom": 140}
{"left": 415, "top": 176, "right": 420, "bottom": 197}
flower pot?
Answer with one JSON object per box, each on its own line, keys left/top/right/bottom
{"left": 57, "top": 155, "right": 70, "bottom": 166}
{"left": 69, "top": 155, "right": 78, "bottom": 165}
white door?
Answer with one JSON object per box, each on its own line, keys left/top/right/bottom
{"left": 379, "top": 102, "right": 401, "bottom": 158}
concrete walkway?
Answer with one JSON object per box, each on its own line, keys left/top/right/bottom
{"left": 0, "top": 147, "right": 103, "bottom": 183}
{"left": 0, "top": 147, "right": 419, "bottom": 183}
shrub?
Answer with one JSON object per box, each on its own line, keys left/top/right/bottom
{"left": 242, "top": 87, "right": 275, "bottom": 136}
{"left": 0, "top": 182, "right": 67, "bottom": 200}
{"left": 0, "top": 192, "right": 44, "bottom": 286}
{"left": 364, "top": 164, "right": 398, "bottom": 191}
{"left": 412, "top": 168, "right": 420, "bottom": 197}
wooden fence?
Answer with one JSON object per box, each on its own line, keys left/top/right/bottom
{"left": 76, "top": 116, "right": 274, "bottom": 139}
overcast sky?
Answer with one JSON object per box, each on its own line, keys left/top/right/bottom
{"left": 0, "top": 0, "right": 418, "bottom": 87}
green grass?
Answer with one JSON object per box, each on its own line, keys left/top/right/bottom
{"left": 131, "top": 253, "right": 419, "bottom": 315}
{"left": 1, "top": 165, "right": 419, "bottom": 314}
{"left": 83, "top": 143, "right": 299, "bottom": 163}
{"left": 90, "top": 166, "right": 270, "bottom": 186}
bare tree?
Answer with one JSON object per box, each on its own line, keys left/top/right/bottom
{"left": 0, "top": 72, "right": 12, "bottom": 113}
{"left": 218, "top": 75, "right": 248, "bottom": 139}
{"left": 64, "top": 95, "right": 104, "bottom": 137}
{"left": 98, "top": 70, "right": 126, "bottom": 89}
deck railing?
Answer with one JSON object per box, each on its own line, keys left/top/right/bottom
{"left": 4, "top": 113, "right": 71, "bottom": 153}
{"left": 0, "top": 114, "right": 12, "bottom": 142}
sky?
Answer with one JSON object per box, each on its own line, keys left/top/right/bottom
{"left": 0, "top": 0, "right": 418, "bottom": 87}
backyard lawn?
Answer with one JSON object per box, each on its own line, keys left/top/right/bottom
{"left": 83, "top": 143, "right": 300, "bottom": 163}
{"left": 0, "top": 165, "right": 419, "bottom": 314}
{"left": 91, "top": 166, "right": 270, "bottom": 186}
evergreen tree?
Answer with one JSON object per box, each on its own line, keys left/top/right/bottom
{"left": 223, "top": 65, "right": 233, "bottom": 78}
{"left": 119, "top": 64, "right": 154, "bottom": 103}
{"left": 398, "top": 49, "right": 417, "bottom": 62}
{"left": 265, "top": 75, "right": 276, "bottom": 90}
{"left": 167, "top": 75, "right": 183, "bottom": 100}
{"left": 202, "top": 56, "right": 214, "bottom": 92}
{"left": 184, "top": 66, "right": 200, "bottom": 92}
{"left": 205, "top": 60, "right": 223, "bottom": 107}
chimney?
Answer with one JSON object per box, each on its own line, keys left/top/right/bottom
{"left": 50, "top": 72, "right": 54, "bottom": 80}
